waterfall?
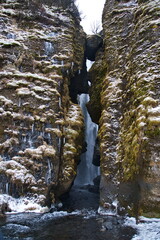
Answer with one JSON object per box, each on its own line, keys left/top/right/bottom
{"left": 74, "top": 94, "right": 100, "bottom": 186}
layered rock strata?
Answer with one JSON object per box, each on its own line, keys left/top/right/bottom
{"left": 0, "top": 0, "right": 85, "bottom": 207}
{"left": 88, "top": 0, "right": 160, "bottom": 217}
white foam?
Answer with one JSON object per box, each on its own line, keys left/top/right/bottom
{"left": 124, "top": 217, "right": 160, "bottom": 240}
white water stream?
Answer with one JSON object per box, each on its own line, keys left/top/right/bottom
{"left": 74, "top": 93, "right": 100, "bottom": 186}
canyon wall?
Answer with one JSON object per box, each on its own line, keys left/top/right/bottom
{"left": 0, "top": 0, "right": 85, "bottom": 207}
{"left": 88, "top": 0, "right": 160, "bottom": 217}
{"left": 0, "top": 0, "right": 159, "bottom": 217}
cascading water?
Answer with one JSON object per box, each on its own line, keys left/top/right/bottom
{"left": 60, "top": 60, "right": 100, "bottom": 211}
{"left": 74, "top": 59, "right": 100, "bottom": 186}
{"left": 74, "top": 93, "right": 100, "bottom": 186}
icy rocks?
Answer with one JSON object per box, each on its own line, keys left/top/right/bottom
{"left": 88, "top": 0, "right": 160, "bottom": 217}
{"left": 86, "top": 34, "right": 103, "bottom": 61}
{"left": 0, "top": 0, "right": 85, "bottom": 209}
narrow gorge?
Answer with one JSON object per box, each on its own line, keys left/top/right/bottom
{"left": 0, "top": 0, "right": 160, "bottom": 239}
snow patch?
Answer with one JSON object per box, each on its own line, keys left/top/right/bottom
{"left": 0, "top": 194, "right": 48, "bottom": 213}
{"left": 124, "top": 217, "right": 160, "bottom": 240}
{"left": 0, "top": 39, "right": 21, "bottom": 46}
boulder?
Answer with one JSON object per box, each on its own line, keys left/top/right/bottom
{"left": 85, "top": 35, "right": 103, "bottom": 61}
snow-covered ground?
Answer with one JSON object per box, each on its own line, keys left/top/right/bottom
{"left": 0, "top": 194, "right": 49, "bottom": 213}
{"left": 1, "top": 193, "right": 160, "bottom": 240}
{"left": 125, "top": 217, "right": 160, "bottom": 240}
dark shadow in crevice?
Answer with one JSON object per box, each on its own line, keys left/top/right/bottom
{"left": 69, "top": 59, "right": 89, "bottom": 103}
{"left": 60, "top": 176, "right": 100, "bottom": 212}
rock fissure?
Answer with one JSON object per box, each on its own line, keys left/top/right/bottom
{"left": 0, "top": 0, "right": 159, "bottom": 219}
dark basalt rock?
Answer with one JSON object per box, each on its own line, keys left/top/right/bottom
{"left": 0, "top": 203, "right": 11, "bottom": 215}
{"left": 69, "top": 60, "right": 89, "bottom": 103}
{"left": 92, "top": 138, "right": 100, "bottom": 167}
{"left": 85, "top": 35, "right": 103, "bottom": 61}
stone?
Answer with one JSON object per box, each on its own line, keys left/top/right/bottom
{"left": 85, "top": 34, "right": 103, "bottom": 61}
{"left": 103, "top": 221, "right": 113, "bottom": 230}
{"left": 92, "top": 138, "right": 100, "bottom": 166}
{"left": 0, "top": 0, "right": 85, "bottom": 208}
{"left": 0, "top": 202, "right": 11, "bottom": 215}
{"left": 89, "top": 0, "right": 160, "bottom": 217}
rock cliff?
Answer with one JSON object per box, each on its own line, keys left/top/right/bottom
{"left": 0, "top": 0, "right": 85, "bottom": 208}
{"left": 0, "top": 0, "right": 159, "bottom": 218}
{"left": 88, "top": 0, "right": 160, "bottom": 217}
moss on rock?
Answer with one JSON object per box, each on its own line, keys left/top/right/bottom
{"left": 90, "top": 0, "right": 160, "bottom": 217}
{"left": 0, "top": 0, "right": 85, "bottom": 208}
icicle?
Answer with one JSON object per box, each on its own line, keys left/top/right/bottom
{"left": 18, "top": 97, "right": 22, "bottom": 107}
{"left": 58, "top": 137, "right": 61, "bottom": 152}
{"left": 71, "top": 62, "right": 74, "bottom": 69}
{"left": 59, "top": 97, "right": 61, "bottom": 108}
{"left": 44, "top": 41, "right": 54, "bottom": 59}
{"left": 47, "top": 133, "right": 52, "bottom": 144}
{"left": 31, "top": 123, "right": 34, "bottom": 134}
{"left": 28, "top": 136, "right": 33, "bottom": 148}
{"left": 5, "top": 183, "right": 9, "bottom": 194}
{"left": 46, "top": 159, "right": 52, "bottom": 184}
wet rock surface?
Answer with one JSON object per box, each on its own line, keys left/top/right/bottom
{"left": 0, "top": 213, "right": 137, "bottom": 240}
{"left": 0, "top": 0, "right": 85, "bottom": 207}
{"left": 0, "top": 179, "right": 136, "bottom": 240}
{"left": 85, "top": 34, "right": 103, "bottom": 61}
{"left": 60, "top": 186, "right": 100, "bottom": 212}
{"left": 0, "top": 192, "right": 137, "bottom": 240}
{"left": 88, "top": 0, "right": 160, "bottom": 217}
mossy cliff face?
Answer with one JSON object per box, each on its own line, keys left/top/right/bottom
{"left": 0, "top": 0, "right": 85, "bottom": 207}
{"left": 89, "top": 0, "right": 160, "bottom": 217}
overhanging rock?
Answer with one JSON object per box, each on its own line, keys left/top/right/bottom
{"left": 85, "top": 34, "right": 103, "bottom": 61}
